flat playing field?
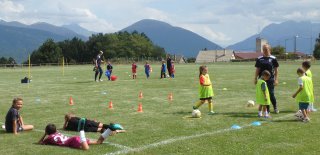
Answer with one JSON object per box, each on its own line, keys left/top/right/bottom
{"left": 0, "top": 62, "right": 319, "bottom": 155}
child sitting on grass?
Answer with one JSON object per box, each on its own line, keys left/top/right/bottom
{"left": 193, "top": 65, "right": 215, "bottom": 115}
{"left": 5, "top": 97, "right": 33, "bottom": 134}
{"left": 39, "top": 123, "right": 125, "bottom": 150}
{"left": 256, "top": 70, "right": 271, "bottom": 118}
{"left": 292, "top": 68, "right": 313, "bottom": 122}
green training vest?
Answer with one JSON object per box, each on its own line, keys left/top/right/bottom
{"left": 256, "top": 79, "right": 271, "bottom": 105}
{"left": 296, "top": 76, "right": 313, "bottom": 103}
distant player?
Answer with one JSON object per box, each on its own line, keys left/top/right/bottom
{"left": 106, "top": 61, "right": 113, "bottom": 81}
{"left": 94, "top": 51, "right": 104, "bottom": 82}
{"left": 63, "top": 114, "right": 114, "bottom": 133}
{"left": 38, "top": 123, "right": 125, "bottom": 150}
{"left": 144, "top": 61, "right": 151, "bottom": 79}
{"left": 292, "top": 68, "right": 313, "bottom": 122}
{"left": 161, "top": 60, "right": 166, "bottom": 78}
{"left": 132, "top": 61, "right": 137, "bottom": 79}
{"left": 256, "top": 70, "right": 271, "bottom": 118}
{"left": 170, "top": 61, "right": 175, "bottom": 78}
{"left": 5, "top": 97, "right": 34, "bottom": 134}
{"left": 302, "top": 61, "right": 316, "bottom": 112}
{"left": 166, "top": 54, "right": 172, "bottom": 77}
{"left": 193, "top": 65, "right": 215, "bottom": 115}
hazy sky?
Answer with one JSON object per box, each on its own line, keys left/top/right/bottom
{"left": 1, "top": 0, "right": 320, "bottom": 47}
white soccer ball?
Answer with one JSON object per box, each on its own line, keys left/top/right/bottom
{"left": 294, "top": 110, "right": 304, "bottom": 120}
{"left": 247, "top": 100, "right": 255, "bottom": 107}
{"left": 192, "top": 109, "right": 201, "bottom": 118}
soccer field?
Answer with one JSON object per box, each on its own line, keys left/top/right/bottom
{"left": 0, "top": 62, "right": 319, "bottom": 155}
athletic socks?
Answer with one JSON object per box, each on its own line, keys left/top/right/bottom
{"left": 101, "top": 128, "right": 112, "bottom": 139}
{"left": 194, "top": 101, "right": 203, "bottom": 109}
{"left": 80, "top": 130, "right": 86, "bottom": 142}
{"left": 208, "top": 101, "right": 213, "bottom": 112}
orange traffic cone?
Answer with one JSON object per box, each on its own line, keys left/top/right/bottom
{"left": 168, "top": 92, "right": 173, "bottom": 101}
{"left": 69, "top": 96, "right": 74, "bottom": 105}
{"left": 108, "top": 100, "right": 113, "bottom": 109}
{"left": 139, "top": 91, "right": 143, "bottom": 99}
{"left": 137, "top": 103, "right": 143, "bottom": 112}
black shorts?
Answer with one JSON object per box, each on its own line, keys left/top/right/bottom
{"left": 84, "top": 120, "right": 100, "bottom": 132}
{"left": 200, "top": 97, "right": 212, "bottom": 100}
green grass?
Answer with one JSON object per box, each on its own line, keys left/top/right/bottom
{"left": 0, "top": 62, "right": 319, "bottom": 155}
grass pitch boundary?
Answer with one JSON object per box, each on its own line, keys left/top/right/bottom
{"left": 105, "top": 114, "right": 294, "bottom": 155}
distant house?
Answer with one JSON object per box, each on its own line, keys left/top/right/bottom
{"left": 232, "top": 37, "right": 266, "bottom": 61}
{"left": 195, "top": 49, "right": 235, "bottom": 63}
{"left": 233, "top": 51, "right": 262, "bottom": 60}
{"left": 287, "top": 51, "right": 307, "bottom": 59}
{"left": 173, "top": 55, "right": 186, "bottom": 63}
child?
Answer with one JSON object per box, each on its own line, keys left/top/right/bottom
{"left": 132, "top": 61, "right": 137, "bottom": 79}
{"left": 144, "top": 61, "right": 151, "bottom": 79}
{"left": 39, "top": 123, "right": 125, "bottom": 150}
{"left": 5, "top": 97, "right": 34, "bottom": 134}
{"left": 170, "top": 61, "right": 175, "bottom": 78}
{"left": 302, "top": 61, "right": 316, "bottom": 112}
{"left": 193, "top": 65, "right": 215, "bottom": 115}
{"left": 292, "top": 68, "right": 313, "bottom": 122}
{"left": 161, "top": 60, "right": 166, "bottom": 78}
{"left": 63, "top": 114, "right": 114, "bottom": 133}
{"left": 256, "top": 70, "right": 271, "bottom": 118}
{"left": 106, "top": 61, "right": 113, "bottom": 81}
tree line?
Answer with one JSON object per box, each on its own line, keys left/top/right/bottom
{"left": 28, "top": 31, "right": 166, "bottom": 64}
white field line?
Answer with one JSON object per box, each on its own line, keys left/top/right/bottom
{"left": 0, "top": 122, "right": 131, "bottom": 150}
{"left": 105, "top": 114, "right": 294, "bottom": 155}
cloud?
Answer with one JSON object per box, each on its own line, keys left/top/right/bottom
{"left": 0, "top": 0, "right": 24, "bottom": 13}
{"left": 180, "top": 24, "right": 231, "bottom": 44}
{"left": 1, "top": 0, "right": 320, "bottom": 46}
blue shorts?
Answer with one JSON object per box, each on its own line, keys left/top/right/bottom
{"left": 299, "top": 102, "right": 309, "bottom": 110}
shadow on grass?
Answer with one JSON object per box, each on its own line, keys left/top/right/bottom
{"left": 65, "top": 81, "right": 93, "bottom": 84}
{"left": 163, "top": 111, "right": 190, "bottom": 115}
{"left": 272, "top": 119, "right": 299, "bottom": 123}
{"left": 220, "top": 112, "right": 258, "bottom": 118}
{"left": 0, "top": 130, "right": 7, "bottom": 134}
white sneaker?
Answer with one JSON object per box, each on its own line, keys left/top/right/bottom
{"left": 303, "top": 117, "right": 310, "bottom": 123}
{"left": 100, "top": 79, "right": 103, "bottom": 82}
{"left": 95, "top": 80, "right": 99, "bottom": 82}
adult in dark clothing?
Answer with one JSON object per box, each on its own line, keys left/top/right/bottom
{"left": 166, "top": 54, "right": 172, "bottom": 77}
{"left": 94, "top": 51, "right": 104, "bottom": 82}
{"left": 254, "top": 44, "right": 279, "bottom": 114}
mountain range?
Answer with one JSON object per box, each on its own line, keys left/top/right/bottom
{"left": 0, "top": 20, "right": 87, "bottom": 63}
{"left": 121, "top": 19, "right": 222, "bottom": 57}
{"left": 227, "top": 21, "right": 320, "bottom": 54}
{"left": 1, "top": 19, "right": 320, "bottom": 63}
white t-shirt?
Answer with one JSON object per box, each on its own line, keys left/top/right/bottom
{"left": 298, "top": 77, "right": 303, "bottom": 86}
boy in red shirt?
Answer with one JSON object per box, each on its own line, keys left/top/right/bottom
{"left": 132, "top": 61, "right": 137, "bottom": 79}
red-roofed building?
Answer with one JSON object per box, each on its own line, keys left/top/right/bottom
{"left": 233, "top": 51, "right": 262, "bottom": 60}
